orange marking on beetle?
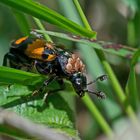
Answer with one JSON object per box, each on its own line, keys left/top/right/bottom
{"left": 30, "top": 48, "right": 44, "bottom": 60}
{"left": 25, "top": 39, "right": 56, "bottom": 61}
{"left": 47, "top": 54, "right": 56, "bottom": 61}
{"left": 25, "top": 39, "right": 46, "bottom": 59}
{"left": 15, "top": 36, "right": 28, "bottom": 45}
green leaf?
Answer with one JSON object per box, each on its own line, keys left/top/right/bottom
{"left": 12, "top": 9, "right": 30, "bottom": 35}
{"left": 131, "top": 49, "right": 140, "bottom": 66}
{"left": 125, "top": 49, "right": 140, "bottom": 111}
{"left": 33, "top": 17, "right": 52, "bottom": 42}
{"left": 0, "top": 66, "right": 79, "bottom": 138}
{"left": 0, "top": 66, "right": 45, "bottom": 86}
{"left": 0, "top": 0, "right": 96, "bottom": 39}
{"left": 0, "top": 84, "right": 78, "bottom": 138}
{"left": 35, "top": 30, "right": 137, "bottom": 59}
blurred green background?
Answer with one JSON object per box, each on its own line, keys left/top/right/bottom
{"left": 0, "top": 0, "right": 140, "bottom": 140}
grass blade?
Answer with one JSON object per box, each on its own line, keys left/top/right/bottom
{"left": 125, "top": 49, "right": 140, "bottom": 111}
{"left": 57, "top": 0, "right": 114, "bottom": 138}
{"left": 0, "top": 66, "right": 79, "bottom": 138}
{"left": 12, "top": 9, "right": 30, "bottom": 35}
{"left": 0, "top": 0, "right": 96, "bottom": 38}
{"left": 35, "top": 30, "right": 137, "bottom": 59}
{"left": 33, "top": 17, "right": 52, "bottom": 42}
{"left": 0, "top": 66, "right": 45, "bottom": 86}
{"left": 82, "top": 94, "right": 114, "bottom": 138}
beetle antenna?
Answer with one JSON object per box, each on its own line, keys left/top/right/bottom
{"left": 87, "top": 74, "right": 107, "bottom": 85}
{"left": 88, "top": 90, "right": 106, "bottom": 99}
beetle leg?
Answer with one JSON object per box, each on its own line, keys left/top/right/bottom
{"left": 43, "top": 92, "right": 49, "bottom": 102}
{"left": 3, "top": 53, "right": 24, "bottom": 69}
{"left": 43, "top": 76, "right": 57, "bottom": 86}
{"left": 86, "top": 89, "right": 106, "bottom": 99}
{"left": 34, "top": 79, "right": 64, "bottom": 102}
{"left": 32, "top": 75, "right": 58, "bottom": 95}
{"left": 42, "top": 79, "right": 65, "bottom": 101}
{"left": 3, "top": 53, "right": 9, "bottom": 66}
{"left": 3, "top": 52, "right": 32, "bottom": 71}
{"left": 3, "top": 53, "right": 17, "bottom": 66}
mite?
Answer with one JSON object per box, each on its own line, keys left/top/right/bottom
{"left": 3, "top": 35, "right": 107, "bottom": 98}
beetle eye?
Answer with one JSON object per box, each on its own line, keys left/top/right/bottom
{"left": 76, "top": 78, "right": 81, "bottom": 85}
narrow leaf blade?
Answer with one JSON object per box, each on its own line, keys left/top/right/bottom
{"left": 0, "top": 0, "right": 96, "bottom": 38}
{"left": 36, "top": 30, "right": 137, "bottom": 59}
{"left": 125, "top": 49, "right": 140, "bottom": 110}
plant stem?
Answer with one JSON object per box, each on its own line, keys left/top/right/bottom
{"left": 99, "top": 51, "right": 139, "bottom": 126}
{"left": 82, "top": 94, "right": 114, "bottom": 138}
{"left": 33, "top": 17, "right": 52, "bottom": 42}
{"left": 97, "top": 51, "right": 126, "bottom": 102}
{"left": 72, "top": 0, "right": 114, "bottom": 137}
{"left": 127, "top": 20, "right": 136, "bottom": 47}
{"left": 72, "top": 0, "right": 91, "bottom": 31}
{"left": 73, "top": 0, "right": 139, "bottom": 130}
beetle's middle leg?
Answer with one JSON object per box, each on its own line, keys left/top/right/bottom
{"left": 32, "top": 75, "right": 58, "bottom": 95}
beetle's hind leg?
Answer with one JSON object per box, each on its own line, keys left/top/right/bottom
{"left": 3, "top": 53, "right": 17, "bottom": 67}
{"left": 3, "top": 52, "right": 24, "bottom": 70}
{"left": 3, "top": 52, "right": 33, "bottom": 71}
{"left": 3, "top": 53, "right": 8, "bottom": 66}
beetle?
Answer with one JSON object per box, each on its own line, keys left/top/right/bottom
{"left": 3, "top": 35, "right": 107, "bottom": 98}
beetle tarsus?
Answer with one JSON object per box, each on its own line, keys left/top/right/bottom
{"left": 98, "top": 75, "right": 108, "bottom": 81}
{"left": 96, "top": 91, "right": 106, "bottom": 99}
{"left": 88, "top": 90, "right": 106, "bottom": 99}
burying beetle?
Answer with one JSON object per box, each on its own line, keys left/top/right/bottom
{"left": 3, "top": 33, "right": 107, "bottom": 98}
